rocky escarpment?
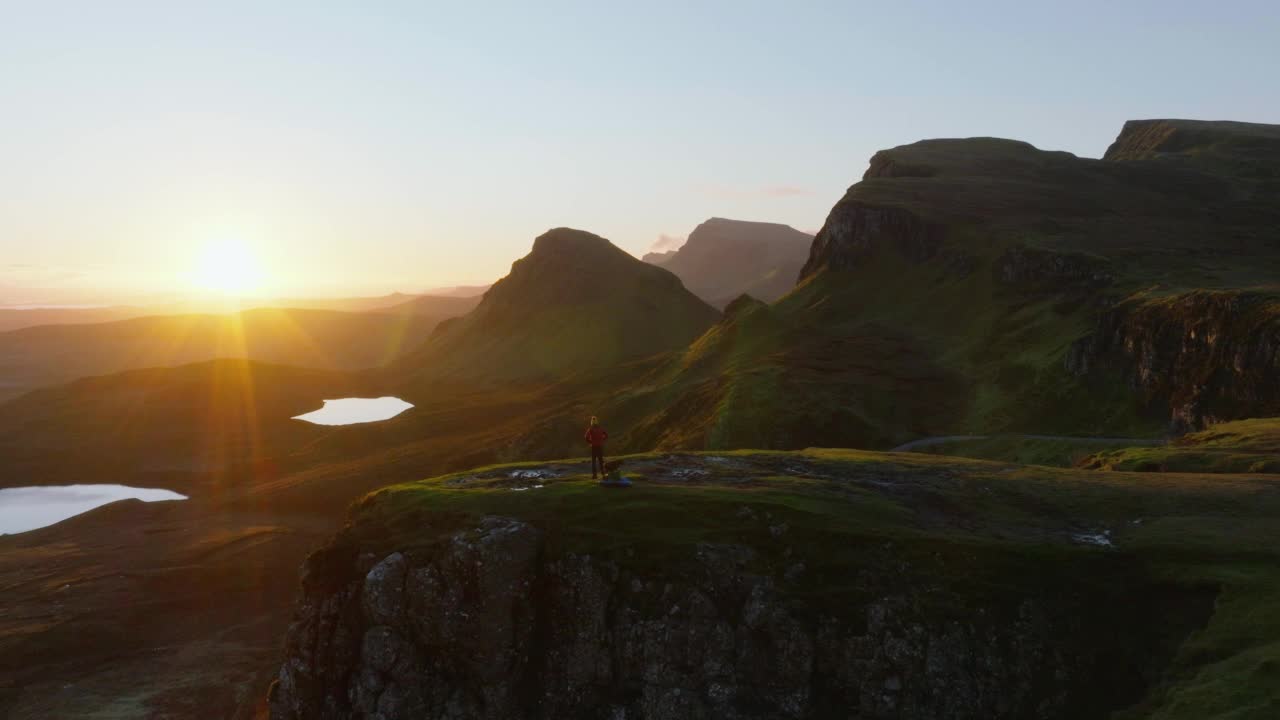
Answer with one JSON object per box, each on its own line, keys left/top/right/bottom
{"left": 798, "top": 204, "right": 945, "bottom": 282}
{"left": 271, "top": 513, "right": 1206, "bottom": 720}
{"left": 994, "top": 246, "right": 1113, "bottom": 290}
{"left": 1103, "top": 119, "right": 1280, "bottom": 167}
{"left": 1066, "top": 290, "right": 1280, "bottom": 432}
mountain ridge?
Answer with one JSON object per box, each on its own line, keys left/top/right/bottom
{"left": 641, "top": 218, "right": 813, "bottom": 308}
{"left": 401, "top": 228, "right": 720, "bottom": 386}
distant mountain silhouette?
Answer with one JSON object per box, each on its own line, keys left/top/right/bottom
{"left": 0, "top": 306, "right": 149, "bottom": 333}
{"left": 381, "top": 293, "right": 481, "bottom": 317}
{"left": 0, "top": 303, "right": 473, "bottom": 402}
{"left": 261, "top": 292, "right": 423, "bottom": 313}
{"left": 641, "top": 249, "right": 677, "bottom": 265}
{"left": 642, "top": 218, "right": 813, "bottom": 308}
{"left": 419, "top": 284, "right": 493, "bottom": 297}
{"left": 403, "top": 228, "right": 719, "bottom": 383}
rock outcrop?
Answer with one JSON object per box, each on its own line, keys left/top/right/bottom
{"left": 994, "top": 246, "right": 1113, "bottom": 289}
{"left": 1066, "top": 290, "right": 1280, "bottom": 432}
{"left": 1102, "top": 119, "right": 1280, "bottom": 168}
{"left": 271, "top": 514, "right": 1204, "bottom": 720}
{"left": 799, "top": 204, "right": 945, "bottom": 282}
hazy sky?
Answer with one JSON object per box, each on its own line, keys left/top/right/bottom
{"left": 2, "top": 1, "right": 1278, "bottom": 301}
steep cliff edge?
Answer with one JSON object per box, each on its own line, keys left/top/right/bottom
{"left": 1066, "top": 291, "right": 1280, "bottom": 431}
{"left": 1102, "top": 119, "right": 1280, "bottom": 185}
{"left": 264, "top": 450, "right": 1280, "bottom": 720}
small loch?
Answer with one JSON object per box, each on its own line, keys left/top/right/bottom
{"left": 293, "top": 397, "right": 414, "bottom": 426}
{"left": 0, "top": 485, "right": 187, "bottom": 535}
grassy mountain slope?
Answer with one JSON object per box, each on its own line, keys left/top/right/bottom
{"left": 0, "top": 359, "right": 368, "bottom": 492}
{"left": 401, "top": 228, "right": 720, "bottom": 386}
{"left": 606, "top": 121, "right": 1280, "bottom": 451}
{"left": 644, "top": 217, "right": 814, "bottom": 307}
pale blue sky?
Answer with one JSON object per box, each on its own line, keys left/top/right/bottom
{"left": 2, "top": 0, "right": 1277, "bottom": 300}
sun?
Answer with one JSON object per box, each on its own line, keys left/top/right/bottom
{"left": 194, "top": 239, "right": 267, "bottom": 295}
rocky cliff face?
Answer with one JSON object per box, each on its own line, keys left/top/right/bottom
{"left": 798, "top": 204, "right": 945, "bottom": 282}
{"left": 271, "top": 514, "right": 1200, "bottom": 720}
{"left": 1103, "top": 119, "right": 1280, "bottom": 165}
{"left": 1066, "top": 290, "right": 1280, "bottom": 432}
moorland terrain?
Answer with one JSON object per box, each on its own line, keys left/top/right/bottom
{"left": 3, "top": 118, "right": 1280, "bottom": 719}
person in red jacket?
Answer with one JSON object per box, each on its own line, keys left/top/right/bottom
{"left": 584, "top": 416, "right": 609, "bottom": 479}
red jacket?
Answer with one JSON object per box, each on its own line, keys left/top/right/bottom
{"left": 584, "top": 426, "right": 608, "bottom": 447}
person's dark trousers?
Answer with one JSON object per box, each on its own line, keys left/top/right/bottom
{"left": 591, "top": 446, "right": 605, "bottom": 477}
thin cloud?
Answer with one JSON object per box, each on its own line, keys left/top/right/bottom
{"left": 648, "top": 233, "right": 686, "bottom": 253}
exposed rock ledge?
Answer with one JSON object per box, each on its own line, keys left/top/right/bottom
{"left": 1066, "top": 290, "right": 1280, "bottom": 432}
{"left": 270, "top": 514, "right": 1205, "bottom": 720}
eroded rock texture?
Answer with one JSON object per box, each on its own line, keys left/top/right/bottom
{"left": 1066, "top": 290, "right": 1280, "bottom": 431}
{"left": 270, "top": 515, "right": 1206, "bottom": 720}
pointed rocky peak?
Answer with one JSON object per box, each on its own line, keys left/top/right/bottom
{"left": 403, "top": 227, "right": 720, "bottom": 383}
{"left": 482, "top": 227, "right": 688, "bottom": 310}
{"left": 528, "top": 227, "right": 631, "bottom": 262}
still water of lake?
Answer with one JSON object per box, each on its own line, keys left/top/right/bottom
{"left": 293, "top": 397, "right": 414, "bottom": 426}
{"left": 0, "top": 485, "right": 187, "bottom": 535}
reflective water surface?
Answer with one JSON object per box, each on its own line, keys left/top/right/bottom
{"left": 293, "top": 397, "right": 414, "bottom": 426}
{"left": 0, "top": 485, "right": 187, "bottom": 535}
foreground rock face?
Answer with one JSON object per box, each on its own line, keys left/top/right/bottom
{"left": 270, "top": 515, "right": 1200, "bottom": 720}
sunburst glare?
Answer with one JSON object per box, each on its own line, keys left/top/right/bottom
{"left": 193, "top": 239, "right": 267, "bottom": 296}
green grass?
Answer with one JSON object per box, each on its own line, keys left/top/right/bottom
{"left": 908, "top": 435, "right": 1162, "bottom": 467}
{"left": 342, "top": 447, "right": 1280, "bottom": 719}
{"left": 607, "top": 231, "right": 1161, "bottom": 454}
{"left": 1083, "top": 418, "right": 1280, "bottom": 473}
{"left": 598, "top": 129, "right": 1280, "bottom": 455}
